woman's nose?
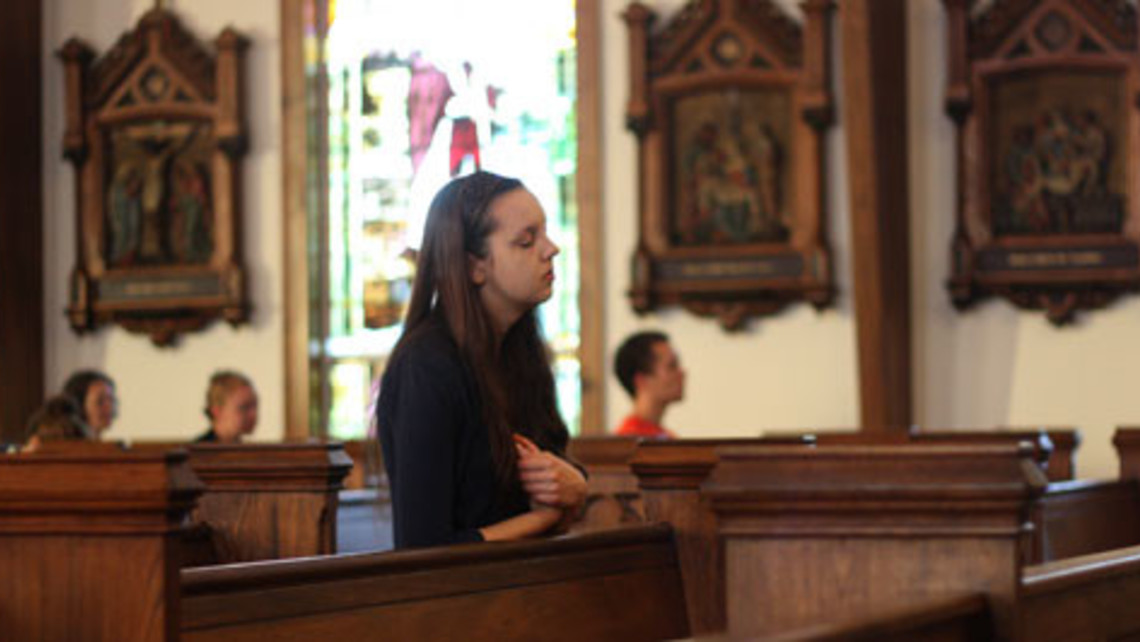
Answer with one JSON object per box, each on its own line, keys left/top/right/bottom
{"left": 544, "top": 237, "right": 560, "bottom": 259}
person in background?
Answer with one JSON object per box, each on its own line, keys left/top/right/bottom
{"left": 377, "top": 170, "right": 586, "bottom": 550}
{"left": 612, "top": 331, "right": 685, "bottom": 439}
{"left": 194, "top": 370, "right": 259, "bottom": 444}
{"left": 62, "top": 370, "right": 118, "bottom": 440}
{"left": 23, "top": 395, "right": 94, "bottom": 452}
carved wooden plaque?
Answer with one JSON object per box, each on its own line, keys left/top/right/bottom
{"left": 945, "top": 0, "right": 1140, "bottom": 324}
{"left": 624, "top": 0, "right": 836, "bottom": 330}
{"left": 59, "top": 9, "right": 249, "bottom": 345}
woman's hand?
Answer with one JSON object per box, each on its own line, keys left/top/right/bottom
{"left": 514, "top": 434, "right": 587, "bottom": 510}
{"left": 479, "top": 504, "right": 563, "bottom": 542}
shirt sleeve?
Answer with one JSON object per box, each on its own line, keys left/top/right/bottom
{"left": 380, "top": 351, "right": 484, "bottom": 548}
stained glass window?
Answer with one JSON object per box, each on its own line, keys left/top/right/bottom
{"left": 315, "top": 0, "right": 581, "bottom": 439}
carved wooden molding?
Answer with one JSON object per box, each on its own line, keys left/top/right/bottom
{"left": 945, "top": 0, "right": 1140, "bottom": 324}
{"left": 59, "top": 9, "right": 250, "bottom": 345}
{"left": 625, "top": 0, "right": 836, "bottom": 331}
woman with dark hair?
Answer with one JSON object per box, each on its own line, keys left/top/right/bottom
{"left": 62, "top": 370, "right": 118, "bottom": 440}
{"left": 23, "top": 395, "right": 94, "bottom": 452}
{"left": 377, "top": 171, "right": 586, "bottom": 549}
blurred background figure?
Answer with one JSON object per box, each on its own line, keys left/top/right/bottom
{"left": 24, "top": 395, "right": 94, "bottom": 452}
{"left": 62, "top": 370, "right": 118, "bottom": 440}
{"left": 612, "top": 331, "right": 685, "bottom": 439}
{"left": 195, "top": 370, "right": 259, "bottom": 444}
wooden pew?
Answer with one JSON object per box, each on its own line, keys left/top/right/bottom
{"left": 0, "top": 448, "right": 203, "bottom": 642}
{"left": 1115, "top": 427, "right": 1140, "bottom": 479}
{"left": 689, "top": 544, "right": 1140, "bottom": 641}
{"left": 749, "top": 593, "right": 994, "bottom": 642}
{"left": 1025, "top": 428, "right": 1140, "bottom": 563}
{"left": 184, "top": 442, "right": 353, "bottom": 563}
{"left": 340, "top": 439, "right": 383, "bottom": 490}
{"left": 771, "top": 427, "right": 1068, "bottom": 480}
{"left": 632, "top": 440, "right": 1045, "bottom": 638}
{"left": 1039, "top": 428, "right": 1079, "bottom": 481}
{"left": 1, "top": 448, "right": 690, "bottom": 641}
{"left": 181, "top": 524, "right": 689, "bottom": 642}
{"left": 567, "top": 436, "right": 644, "bottom": 531}
{"left": 36, "top": 440, "right": 354, "bottom": 564}
{"left": 1033, "top": 478, "right": 1140, "bottom": 563}
{"left": 570, "top": 428, "right": 1077, "bottom": 537}
{"left": 1019, "top": 543, "right": 1140, "bottom": 641}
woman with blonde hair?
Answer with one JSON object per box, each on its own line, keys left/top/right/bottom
{"left": 194, "top": 370, "right": 259, "bottom": 444}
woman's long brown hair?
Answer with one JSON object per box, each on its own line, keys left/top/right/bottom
{"left": 390, "top": 171, "right": 568, "bottom": 492}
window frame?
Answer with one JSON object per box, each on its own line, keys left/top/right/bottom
{"left": 280, "top": 0, "right": 604, "bottom": 438}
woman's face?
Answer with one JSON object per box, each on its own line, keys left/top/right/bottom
{"left": 211, "top": 384, "right": 259, "bottom": 443}
{"left": 470, "top": 189, "right": 560, "bottom": 329}
{"left": 84, "top": 380, "right": 118, "bottom": 436}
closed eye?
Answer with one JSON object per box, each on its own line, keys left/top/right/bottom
{"left": 516, "top": 229, "right": 538, "bottom": 248}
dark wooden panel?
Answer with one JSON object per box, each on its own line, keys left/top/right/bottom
{"left": 1021, "top": 544, "right": 1140, "bottom": 642}
{"left": 632, "top": 440, "right": 1045, "bottom": 638}
{"left": 1035, "top": 479, "right": 1140, "bottom": 563}
{"left": 0, "top": 0, "right": 43, "bottom": 444}
{"left": 1116, "top": 427, "right": 1140, "bottom": 480}
{"left": 74, "top": 440, "right": 354, "bottom": 564}
{"left": 182, "top": 524, "right": 689, "bottom": 642}
{"left": 181, "top": 442, "right": 353, "bottom": 563}
{"left": 0, "top": 449, "right": 202, "bottom": 642}
{"left": 840, "top": 0, "right": 912, "bottom": 431}
{"left": 568, "top": 436, "right": 644, "bottom": 532}
{"left": 758, "top": 593, "right": 994, "bottom": 642}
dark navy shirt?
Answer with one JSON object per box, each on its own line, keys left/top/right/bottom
{"left": 377, "top": 317, "right": 530, "bottom": 549}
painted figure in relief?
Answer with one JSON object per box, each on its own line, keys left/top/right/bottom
{"left": 107, "top": 163, "right": 144, "bottom": 264}
{"left": 681, "top": 119, "right": 788, "bottom": 245}
{"left": 104, "top": 121, "right": 213, "bottom": 266}
{"left": 169, "top": 160, "right": 214, "bottom": 263}
{"left": 995, "top": 107, "right": 1120, "bottom": 236}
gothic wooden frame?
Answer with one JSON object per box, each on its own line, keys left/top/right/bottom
{"left": 60, "top": 8, "right": 249, "bottom": 346}
{"left": 945, "top": 0, "right": 1140, "bottom": 324}
{"left": 624, "top": 0, "right": 835, "bottom": 330}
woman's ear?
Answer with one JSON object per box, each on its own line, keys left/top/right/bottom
{"left": 468, "top": 253, "right": 487, "bottom": 286}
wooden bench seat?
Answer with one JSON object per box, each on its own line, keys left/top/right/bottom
{"left": 181, "top": 524, "right": 689, "bottom": 642}
{"left": 0, "top": 447, "right": 690, "bottom": 642}
{"left": 31, "top": 440, "right": 354, "bottom": 564}
{"left": 751, "top": 594, "right": 994, "bottom": 642}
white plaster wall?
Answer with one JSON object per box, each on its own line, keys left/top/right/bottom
{"left": 599, "top": 0, "right": 861, "bottom": 437}
{"left": 909, "top": 0, "right": 1140, "bottom": 479}
{"left": 42, "top": 0, "right": 284, "bottom": 442}
{"left": 39, "top": 0, "right": 1137, "bottom": 478}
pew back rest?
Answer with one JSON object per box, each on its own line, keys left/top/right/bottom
{"left": 568, "top": 437, "right": 644, "bottom": 531}
{"left": 181, "top": 523, "right": 690, "bottom": 642}
{"left": 1021, "top": 543, "right": 1140, "bottom": 641}
{"left": 1035, "top": 479, "right": 1140, "bottom": 563}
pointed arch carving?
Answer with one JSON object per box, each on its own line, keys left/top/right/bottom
{"left": 625, "top": 0, "right": 836, "bottom": 331}
{"left": 946, "top": 0, "right": 1140, "bottom": 324}
{"left": 59, "top": 8, "right": 250, "bottom": 346}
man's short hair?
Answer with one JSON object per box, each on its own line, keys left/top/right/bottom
{"left": 614, "top": 331, "right": 669, "bottom": 398}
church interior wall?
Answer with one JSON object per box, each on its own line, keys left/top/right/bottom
{"left": 38, "top": 0, "right": 1140, "bottom": 477}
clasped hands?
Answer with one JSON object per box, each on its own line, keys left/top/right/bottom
{"left": 513, "top": 434, "right": 586, "bottom": 533}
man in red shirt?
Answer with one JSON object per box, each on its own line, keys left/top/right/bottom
{"left": 612, "top": 331, "right": 685, "bottom": 439}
